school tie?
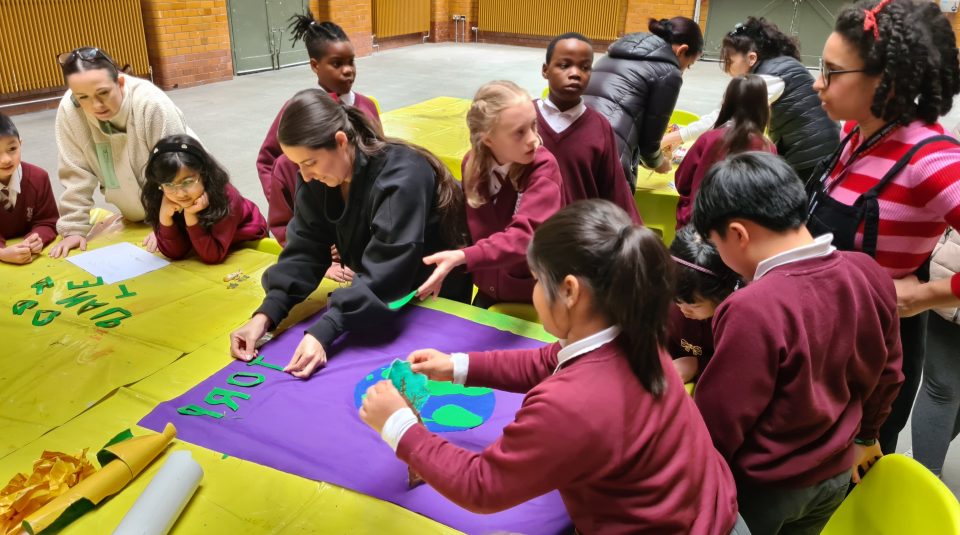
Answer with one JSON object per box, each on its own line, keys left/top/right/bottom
{"left": 0, "top": 185, "right": 12, "bottom": 211}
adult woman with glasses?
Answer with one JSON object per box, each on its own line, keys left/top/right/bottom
{"left": 662, "top": 17, "right": 839, "bottom": 184}
{"left": 808, "top": 0, "right": 960, "bottom": 458}
{"left": 49, "top": 47, "right": 195, "bottom": 258}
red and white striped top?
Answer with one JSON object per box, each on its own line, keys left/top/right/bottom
{"left": 826, "top": 120, "right": 960, "bottom": 285}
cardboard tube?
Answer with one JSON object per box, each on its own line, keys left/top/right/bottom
{"left": 112, "top": 450, "right": 203, "bottom": 535}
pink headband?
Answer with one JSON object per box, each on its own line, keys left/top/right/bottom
{"left": 863, "top": 0, "right": 893, "bottom": 41}
{"left": 671, "top": 255, "right": 718, "bottom": 277}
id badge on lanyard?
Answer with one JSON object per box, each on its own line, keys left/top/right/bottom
{"left": 95, "top": 142, "right": 121, "bottom": 189}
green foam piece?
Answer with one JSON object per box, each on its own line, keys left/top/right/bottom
{"left": 387, "top": 290, "right": 417, "bottom": 310}
{"left": 386, "top": 359, "right": 430, "bottom": 411}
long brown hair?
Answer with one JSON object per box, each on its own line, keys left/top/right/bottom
{"left": 527, "top": 200, "right": 675, "bottom": 396}
{"left": 711, "top": 74, "right": 772, "bottom": 156}
{"left": 277, "top": 88, "right": 468, "bottom": 247}
{"left": 464, "top": 80, "right": 534, "bottom": 208}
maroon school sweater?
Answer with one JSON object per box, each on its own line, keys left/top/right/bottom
{"left": 397, "top": 340, "right": 739, "bottom": 534}
{"left": 258, "top": 92, "right": 381, "bottom": 244}
{"left": 666, "top": 305, "right": 714, "bottom": 379}
{"left": 0, "top": 162, "right": 59, "bottom": 248}
{"left": 156, "top": 183, "right": 267, "bottom": 264}
{"left": 695, "top": 251, "right": 904, "bottom": 488}
{"left": 674, "top": 128, "right": 776, "bottom": 229}
{"left": 462, "top": 146, "right": 563, "bottom": 303}
{"left": 535, "top": 103, "right": 642, "bottom": 224}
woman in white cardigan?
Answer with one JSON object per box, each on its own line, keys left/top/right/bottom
{"left": 50, "top": 47, "right": 194, "bottom": 258}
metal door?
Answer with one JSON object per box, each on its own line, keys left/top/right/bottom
{"left": 702, "top": 0, "right": 846, "bottom": 66}
{"left": 267, "top": 0, "right": 310, "bottom": 68}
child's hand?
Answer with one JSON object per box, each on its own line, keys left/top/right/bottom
{"left": 852, "top": 441, "right": 883, "bottom": 484}
{"left": 417, "top": 250, "right": 467, "bottom": 300}
{"left": 359, "top": 380, "right": 409, "bottom": 433}
{"left": 183, "top": 192, "right": 209, "bottom": 215}
{"left": 324, "top": 264, "right": 355, "bottom": 283}
{"left": 408, "top": 349, "right": 454, "bottom": 382}
{"left": 655, "top": 158, "right": 673, "bottom": 174}
{"left": 0, "top": 244, "right": 34, "bottom": 264}
{"left": 284, "top": 333, "right": 327, "bottom": 379}
{"left": 660, "top": 131, "right": 683, "bottom": 152}
{"left": 48, "top": 235, "right": 87, "bottom": 258}
{"left": 142, "top": 231, "right": 158, "bottom": 253}
{"left": 22, "top": 233, "right": 43, "bottom": 254}
{"left": 230, "top": 313, "right": 271, "bottom": 361}
{"left": 159, "top": 196, "right": 181, "bottom": 227}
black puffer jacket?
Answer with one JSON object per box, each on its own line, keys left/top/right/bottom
{"left": 754, "top": 56, "right": 839, "bottom": 179}
{"left": 584, "top": 33, "right": 682, "bottom": 189}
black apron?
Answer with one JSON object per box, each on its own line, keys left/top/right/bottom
{"left": 807, "top": 125, "right": 959, "bottom": 268}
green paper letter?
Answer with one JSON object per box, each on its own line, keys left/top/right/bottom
{"left": 203, "top": 387, "right": 250, "bottom": 412}
{"left": 90, "top": 307, "right": 132, "bottom": 329}
{"left": 66, "top": 277, "right": 104, "bottom": 290}
{"left": 56, "top": 291, "right": 96, "bottom": 309}
{"left": 227, "top": 372, "right": 265, "bottom": 388}
{"left": 178, "top": 405, "right": 225, "bottom": 419}
{"left": 13, "top": 300, "right": 37, "bottom": 315}
{"left": 115, "top": 284, "right": 137, "bottom": 299}
{"left": 247, "top": 353, "right": 284, "bottom": 371}
{"left": 31, "top": 276, "right": 54, "bottom": 295}
{"left": 32, "top": 310, "right": 60, "bottom": 327}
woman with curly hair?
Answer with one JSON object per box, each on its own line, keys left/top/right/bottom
{"left": 664, "top": 17, "right": 839, "bottom": 184}
{"left": 808, "top": 0, "right": 960, "bottom": 458}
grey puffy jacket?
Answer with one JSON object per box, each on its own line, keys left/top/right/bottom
{"left": 583, "top": 33, "right": 682, "bottom": 189}
{"left": 753, "top": 56, "right": 839, "bottom": 175}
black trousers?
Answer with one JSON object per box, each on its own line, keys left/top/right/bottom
{"left": 879, "top": 311, "right": 929, "bottom": 453}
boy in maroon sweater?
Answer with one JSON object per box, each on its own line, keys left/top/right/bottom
{"left": 0, "top": 113, "right": 59, "bottom": 264}
{"left": 692, "top": 152, "right": 903, "bottom": 534}
{"left": 538, "top": 33, "right": 642, "bottom": 224}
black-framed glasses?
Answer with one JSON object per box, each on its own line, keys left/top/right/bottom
{"left": 818, "top": 57, "right": 866, "bottom": 88}
{"left": 56, "top": 47, "right": 117, "bottom": 68}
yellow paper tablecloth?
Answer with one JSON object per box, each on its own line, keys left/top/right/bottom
{"left": 381, "top": 97, "right": 472, "bottom": 180}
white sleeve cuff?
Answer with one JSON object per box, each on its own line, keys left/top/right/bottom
{"left": 381, "top": 407, "right": 418, "bottom": 452}
{"left": 451, "top": 352, "right": 469, "bottom": 385}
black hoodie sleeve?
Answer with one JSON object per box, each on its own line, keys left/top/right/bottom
{"left": 305, "top": 148, "right": 437, "bottom": 349}
{"left": 255, "top": 179, "right": 335, "bottom": 329}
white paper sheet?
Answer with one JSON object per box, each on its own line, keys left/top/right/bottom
{"left": 113, "top": 450, "right": 203, "bottom": 535}
{"left": 67, "top": 242, "right": 170, "bottom": 284}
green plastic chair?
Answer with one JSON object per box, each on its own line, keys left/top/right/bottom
{"left": 669, "top": 109, "right": 700, "bottom": 127}
{"left": 821, "top": 454, "right": 960, "bottom": 535}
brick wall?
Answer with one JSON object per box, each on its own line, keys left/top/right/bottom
{"left": 311, "top": 0, "right": 373, "bottom": 56}
{"left": 624, "top": 0, "right": 707, "bottom": 35}
{"left": 140, "top": 0, "right": 233, "bottom": 90}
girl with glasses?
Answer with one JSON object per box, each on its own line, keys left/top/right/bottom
{"left": 141, "top": 135, "right": 267, "bottom": 264}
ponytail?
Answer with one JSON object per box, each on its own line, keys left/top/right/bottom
{"left": 278, "top": 89, "right": 468, "bottom": 247}
{"left": 648, "top": 17, "right": 704, "bottom": 57}
{"left": 288, "top": 10, "right": 350, "bottom": 61}
{"left": 528, "top": 200, "right": 674, "bottom": 396}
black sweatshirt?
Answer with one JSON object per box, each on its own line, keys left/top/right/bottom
{"left": 255, "top": 144, "right": 463, "bottom": 348}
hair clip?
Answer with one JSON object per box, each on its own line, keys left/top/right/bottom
{"left": 671, "top": 255, "right": 718, "bottom": 277}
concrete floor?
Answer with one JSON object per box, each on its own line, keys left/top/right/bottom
{"left": 11, "top": 42, "right": 960, "bottom": 493}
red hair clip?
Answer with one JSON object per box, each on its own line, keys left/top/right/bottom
{"left": 863, "top": 0, "right": 894, "bottom": 40}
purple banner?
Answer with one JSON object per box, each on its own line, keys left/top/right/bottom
{"left": 140, "top": 307, "right": 571, "bottom": 534}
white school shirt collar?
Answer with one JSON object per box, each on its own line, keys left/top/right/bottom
{"left": 339, "top": 91, "right": 356, "bottom": 106}
{"left": 753, "top": 233, "right": 836, "bottom": 281}
{"left": 488, "top": 161, "right": 511, "bottom": 197}
{"left": 554, "top": 325, "right": 622, "bottom": 374}
{"left": 537, "top": 97, "right": 586, "bottom": 134}
{"left": 4, "top": 164, "right": 22, "bottom": 206}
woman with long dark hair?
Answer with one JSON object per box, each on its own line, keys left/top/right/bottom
{"left": 230, "top": 89, "right": 469, "bottom": 378}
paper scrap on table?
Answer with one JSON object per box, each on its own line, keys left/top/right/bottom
{"left": 0, "top": 450, "right": 96, "bottom": 535}
{"left": 67, "top": 242, "right": 170, "bottom": 284}
{"left": 113, "top": 450, "right": 203, "bottom": 535}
